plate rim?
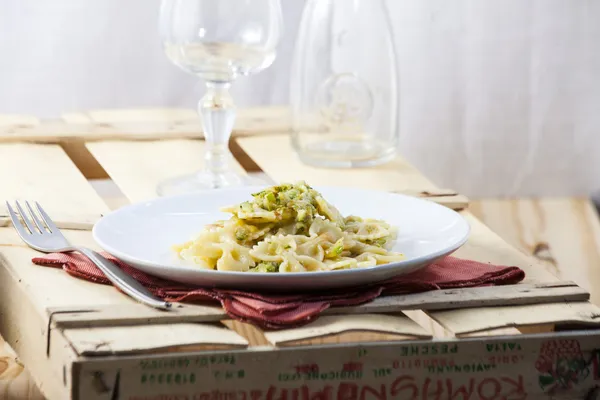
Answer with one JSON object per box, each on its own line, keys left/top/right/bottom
{"left": 92, "top": 185, "right": 471, "bottom": 278}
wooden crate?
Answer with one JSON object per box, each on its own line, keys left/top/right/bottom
{"left": 0, "top": 109, "right": 600, "bottom": 400}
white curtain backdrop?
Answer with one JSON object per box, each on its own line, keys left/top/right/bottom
{"left": 1, "top": 0, "right": 599, "bottom": 200}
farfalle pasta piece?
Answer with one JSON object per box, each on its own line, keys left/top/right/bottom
{"left": 173, "top": 181, "right": 405, "bottom": 273}
{"left": 308, "top": 217, "right": 345, "bottom": 243}
{"left": 350, "top": 222, "right": 390, "bottom": 241}
{"left": 314, "top": 195, "right": 345, "bottom": 227}
{"left": 237, "top": 207, "right": 278, "bottom": 223}
{"left": 215, "top": 242, "right": 255, "bottom": 272}
{"left": 279, "top": 253, "right": 308, "bottom": 273}
{"left": 249, "top": 243, "right": 284, "bottom": 263}
{"left": 324, "top": 257, "right": 358, "bottom": 270}
{"left": 352, "top": 243, "right": 390, "bottom": 255}
{"left": 355, "top": 254, "right": 378, "bottom": 268}
{"left": 296, "top": 236, "right": 326, "bottom": 261}
{"left": 295, "top": 254, "right": 325, "bottom": 271}
{"left": 371, "top": 253, "right": 406, "bottom": 264}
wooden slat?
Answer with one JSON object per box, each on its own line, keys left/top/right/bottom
{"left": 0, "top": 114, "right": 39, "bottom": 127}
{"left": 0, "top": 107, "right": 290, "bottom": 144}
{"left": 0, "top": 143, "right": 109, "bottom": 230}
{"left": 401, "top": 310, "right": 523, "bottom": 338}
{"left": 49, "top": 281, "right": 589, "bottom": 329}
{"left": 225, "top": 318, "right": 425, "bottom": 349}
{"left": 263, "top": 314, "right": 431, "bottom": 346}
{"left": 279, "top": 332, "right": 420, "bottom": 347}
{"left": 398, "top": 189, "right": 469, "bottom": 211}
{"left": 66, "top": 108, "right": 198, "bottom": 124}
{"left": 51, "top": 303, "right": 227, "bottom": 329}
{"left": 86, "top": 139, "right": 245, "bottom": 203}
{"left": 88, "top": 179, "right": 129, "bottom": 211}
{"left": 325, "top": 282, "right": 588, "bottom": 312}
{"left": 471, "top": 198, "right": 600, "bottom": 306}
{"left": 454, "top": 212, "right": 559, "bottom": 283}
{"left": 429, "top": 302, "right": 600, "bottom": 335}
{"left": 68, "top": 106, "right": 291, "bottom": 135}
{"left": 236, "top": 135, "right": 438, "bottom": 191}
{"left": 221, "top": 320, "right": 271, "bottom": 347}
{"left": 61, "top": 141, "right": 111, "bottom": 180}
{"left": 63, "top": 323, "right": 248, "bottom": 356}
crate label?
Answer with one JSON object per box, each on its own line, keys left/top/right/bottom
{"left": 76, "top": 333, "right": 600, "bottom": 400}
{"left": 534, "top": 338, "right": 600, "bottom": 395}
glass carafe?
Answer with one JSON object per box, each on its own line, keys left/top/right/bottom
{"left": 290, "top": 0, "right": 399, "bottom": 168}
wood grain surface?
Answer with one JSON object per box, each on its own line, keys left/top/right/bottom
{"left": 0, "top": 144, "right": 109, "bottom": 230}
{"left": 0, "top": 110, "right": 599, "bottom": 399}
{"left": 470, "top": 198, "right": 600, "bottom": 306}
{"left": 0, "top": 336, "right": 43, "bottom": 399}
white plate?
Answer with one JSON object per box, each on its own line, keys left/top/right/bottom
{"left": 92, "top": 186, "right": 470, "bottom": 292}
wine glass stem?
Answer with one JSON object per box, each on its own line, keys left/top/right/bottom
{"left": 199, "top": 82, "right": 236, "bottom": 178}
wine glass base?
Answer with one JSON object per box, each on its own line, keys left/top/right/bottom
{"left": 156, "top": 171, "right": 269, "bottom": 197}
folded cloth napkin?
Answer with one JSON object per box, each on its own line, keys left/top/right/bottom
{"left": 32, "top": 253, "right": 525, "bottom": 330}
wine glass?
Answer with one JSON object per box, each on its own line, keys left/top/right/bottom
{"left": 157, "top": 0, "right": 283, "bottom": 196}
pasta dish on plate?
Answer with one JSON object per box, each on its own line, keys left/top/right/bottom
{"left": 173, "top": 181, "right": 405, "bottom": 273}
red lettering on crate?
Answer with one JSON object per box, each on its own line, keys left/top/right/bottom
{"left": 477, "top": 378, "right": 501, "bottom": 399}
{"left": 267, "top": 386, "right": 288, "bottom": 400}
{"left": 359, "top": 385, "right": 386, "bottom": 400}
{"left": 302, "top": 385, "right": 333, "bottom": 400}
{"left": 389, "top": 375, "right": 418, "bottom": 399}
{"left": 250, "top": 391, "right": 264, "bottom": 400}
{"left": 295, "top": 364, "right": 319, "bottom": 374}
{"left": 342, "top": 362, "right": 363, "bottom": 373}
{"left": 446, "top": 378, "right": 474, "bottom": 399}
{"left": 422, "top": 378, "right": 444, "bottom": 400}
{"left": 183, "top": 373, "right": 527, "bottom": 400}
{"left": 337, "top": 383, "right": 358, "bottom": 400}
{"left": 392, "top": 358, "right": 455, "bottom": 370}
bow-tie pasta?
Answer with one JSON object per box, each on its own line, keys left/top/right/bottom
{"left": 172, "top": 181, "right": 404, "bottom": 273}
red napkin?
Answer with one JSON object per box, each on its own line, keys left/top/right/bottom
{"left": 31, "top": 253, "right": 524, "bottom": 330}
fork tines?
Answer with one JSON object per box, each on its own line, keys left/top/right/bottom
{"left": 6, "top": 200, "right": 57, "bottom": 235}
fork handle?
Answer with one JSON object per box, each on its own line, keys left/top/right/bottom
{"left": 75, "top": 247, "right": 172, "bottom": 311}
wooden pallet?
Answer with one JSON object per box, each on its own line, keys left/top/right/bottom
{"left": 0, "top": 109, "right": 600, "bottom": 400}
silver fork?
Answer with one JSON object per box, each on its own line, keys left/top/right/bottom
{"left": 6, "top": 200, "right": 172, "bottom": 311}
